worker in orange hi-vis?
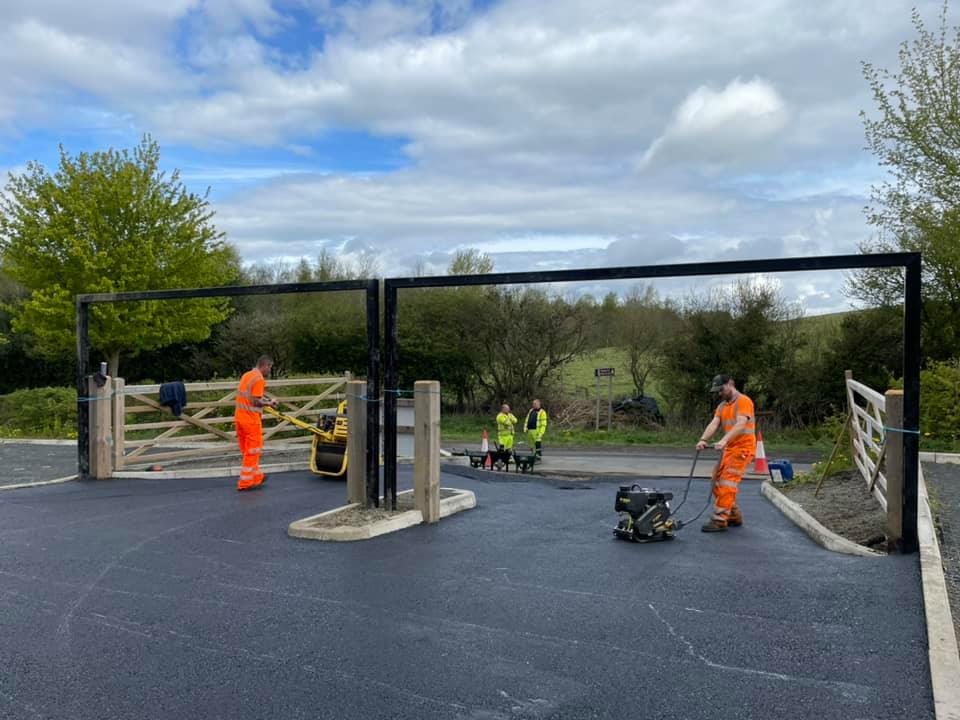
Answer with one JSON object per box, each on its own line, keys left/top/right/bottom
{"left": 234, "top": 355, "right": 279, "bottom": 492}
{"left": 696, "top": 374, "right": 757, "bottom": 532}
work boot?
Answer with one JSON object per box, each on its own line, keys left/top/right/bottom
{"left": 728, "top": 508, "right": 743, "bottom": 527}
{"left": 701, "top": 519, "right": 728, "bottom": 533}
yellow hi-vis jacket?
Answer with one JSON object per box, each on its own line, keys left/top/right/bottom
{"left": 524, "top": 408, "right": 548, "bottom": 441}
{"left": 496, "top": 412, "right": 517, "bottom": 438}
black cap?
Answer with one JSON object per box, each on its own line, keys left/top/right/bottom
{"left": 710, "top": 374, "right": 732, "bottom": 392}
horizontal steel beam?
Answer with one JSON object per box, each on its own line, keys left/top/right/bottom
{"left": 78, "top": 279, "right": 369, "bottom": 304}
{"left": 384, "top": 252, "right": 919, "bottom": 289}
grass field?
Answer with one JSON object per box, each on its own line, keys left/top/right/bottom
{"left": 558, "top": 347, "right": 664, "bottom": 402}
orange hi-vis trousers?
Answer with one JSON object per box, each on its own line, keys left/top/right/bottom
{"left": 711, "top": 446, "right": 755, "bottom": 525}
{"left": 236, "top": 415, "right": 264, "bottom": 490}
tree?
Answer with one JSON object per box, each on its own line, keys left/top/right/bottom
{"left": 474, "top": 287, "right": 590, "bottom": 404}
{"left": 0, "top": 136, "right": 240, "bottom": 376}
{"left": 852, "top": 3, "right": 960, "bottom": 356}
{"left": 660, "top": 281, "right": 804, "bottom": 424}
{"left": 617, "top": 285, "right": 677, "bottom": 397}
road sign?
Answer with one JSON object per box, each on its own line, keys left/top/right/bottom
{"left": 595, "top": 368, "right": 615, "bottom": 430}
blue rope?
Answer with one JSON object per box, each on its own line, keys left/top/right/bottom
{"left": 882, "top": 425, "right": 921, "bottom": 435}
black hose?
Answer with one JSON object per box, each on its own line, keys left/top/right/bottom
{"left": 671, "top": 449, "right": 700, "bottom": 515}
{"left": 674, "top": 448, "right": 717, "bottom": 527}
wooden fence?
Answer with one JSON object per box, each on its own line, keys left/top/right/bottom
{"left": 113, "top": 374, "right": 351, "bottom": 470}
{"left": 845, "top": 371, "right": 890, "bottom": 512}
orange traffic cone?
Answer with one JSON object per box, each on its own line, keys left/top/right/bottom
{"left": 481, "top": 430, "right": 492, "bottom": 469}
{"left": 752, "top": 430, "right": 769, "bottom": 474}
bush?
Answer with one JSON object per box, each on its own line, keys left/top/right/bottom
{"left": 921, "top": 360, "right": 960, "bottom": 442}
{"left": 0, "top": 386, "right": 76, "bottom": 437}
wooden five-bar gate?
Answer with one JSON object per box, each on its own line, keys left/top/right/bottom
{"left": 111, "top": 374, "right": 351, "bottom": 470}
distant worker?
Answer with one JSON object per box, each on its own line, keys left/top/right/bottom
{"left": 234, "top": 355, "right": 280, "bottom": 492}
{"left": 696, "top": 374, "right": 756, "bottom": 532}
{"left": 524, "top": 399, "right": 548, "bottom": 458}
{"left": 496, "top": 404, "right": 518, "bottom": 450}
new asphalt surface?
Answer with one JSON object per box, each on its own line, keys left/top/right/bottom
{"left": 0, "top": 468, "right": 933, "bottom": 720}
{"left": 0, "top": 442, "right": 76, "bottom": 487}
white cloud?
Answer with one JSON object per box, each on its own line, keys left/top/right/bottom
{"left": 1, "top": 0, "right": 952, "bottom": 314}
{"left": 639, "top": 77, "right": 788, "bottom": 168}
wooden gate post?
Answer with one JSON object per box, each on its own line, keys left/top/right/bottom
{"left": 885, "top": 389, "right": 904, "bottom": 550}
{"left": 112, "top": 377, "right": 125, "bottom": 472}
{"left": 88, "top": 375, "right": 113, "bottom": 480}
{"left": 414, "top": 380, "right": 441, "bottom": 523}
{"left": 346, "top": 380, "right": 367, "bottom": 505}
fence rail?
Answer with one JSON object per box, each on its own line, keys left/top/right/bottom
{"left": 845, "top": 372, "right": 888, "bottom": 511}
{"left": 114, "top": 374, "right": 351, "bottom": 469}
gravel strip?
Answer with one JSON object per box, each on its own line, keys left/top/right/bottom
{"left": 780, "top": 469, "right": 888, "bottom": 550}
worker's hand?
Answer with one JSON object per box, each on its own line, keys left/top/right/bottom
{"left": 714, "top": 439, "right": 727, "bottom": 451}
{"left": 269, "top": 398, "right": 280, "bottom": 409}
{"left": 696, "top": 439, "right": 708, "bottom": 451}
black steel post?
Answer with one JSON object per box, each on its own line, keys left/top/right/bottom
{"left": 383, "top": 283, "right": 399, "bottom": 510}
{"left": 76, "top": 298, "right": 90, "bottom": 479}
{"left": 365, "top": 279, "right": 381, "bottom": 508}
{"left": 901, "top": 255, "right": 922, "bottom": 553}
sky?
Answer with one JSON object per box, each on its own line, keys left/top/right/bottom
{"left": 0, "top": 0, "right": 952, "bottom": 313}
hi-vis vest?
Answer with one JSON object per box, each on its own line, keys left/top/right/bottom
{"left": 496, "top": 412, "right": 517, "bottom": 436}
{"left": 235, "top": 369, "right": 265, "bottom": 419}
{"left": 525, "top": 408, "right": 548, "bottom": 436}
{"left": 714, "top": 393, "right": 756, "bottom": 452}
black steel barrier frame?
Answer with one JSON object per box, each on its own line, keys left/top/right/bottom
{"left": 383, "top": 252, "right": 922, "bottom": 553}
{"left": 76, "top": 279, "right": 382, "bottom": 507}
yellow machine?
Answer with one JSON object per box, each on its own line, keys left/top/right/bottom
{"left": 264, "top": 400, "right": 349, "bottom": 479}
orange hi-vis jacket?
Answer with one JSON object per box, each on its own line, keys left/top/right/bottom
{"left": 714, "top": 392, "right": 756, "bottom": 454}
{"left": 235, "top": 369, "right": 266, "bottom": 420}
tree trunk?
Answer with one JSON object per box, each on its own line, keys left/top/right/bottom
{"left": 108, "top": 349, "right": 120, "bottom": 378}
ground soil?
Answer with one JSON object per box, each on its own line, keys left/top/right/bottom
{"left": 306, "top": 488, "right": 458, "bottom": 528}
{"left": 782, "top": 470, "right": 888, "bottom": 550}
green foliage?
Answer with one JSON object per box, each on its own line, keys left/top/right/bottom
{"left": 660, "top": 280, "right": 805, "bottom": 424}
{"left": 0, "top": 136, "right": 240, "bottom": 375}
{"left": 448, "top": 248, "right": 494, "bottom": 276}
{"left": 0, "top": 387, "right": 76, "bottom": 438}
{"left": 853, "top": 4, "right": 960, "bottom": 359}
{"left": 810, "top": 306, "right": 903, "bottom": 418}
{"left": 920, "top": 359, "right": 960, "bottom": 441}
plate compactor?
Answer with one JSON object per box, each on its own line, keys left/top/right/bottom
{"left": 264, "top": 401, "right": 349, "bottom": 479}
{"left": 613, "top": 449, "right": 711, "bottom": 543}
{"left": 613, "top": 486, "right": 680, "bottom": 542}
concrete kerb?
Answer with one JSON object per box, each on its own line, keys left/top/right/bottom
{"left": 0, "top": 474, "right": 79, "bottom": 491}
{"left": 920, "top": 451, "right": 960, "bottom": 465}
{"left": 113, "top": 461, "right": 310, "bottom": 480}
{"left": 288, "top": 487, "right": 477, "bottom": 541}
{"left": 760, "top": 481, "right": 885, "bottom": 558}
{"left": 918, "top": 468, "right": 960, "bottom": 720}
{"left": 0, "top": 438, "right": 76, "bottom": 446}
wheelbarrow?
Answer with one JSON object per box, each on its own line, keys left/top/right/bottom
{"left": 466, "top": 444, "right": 513, "bottom": 471}
{"left": 512, "top": 448, "right": 538, "bottom": 474}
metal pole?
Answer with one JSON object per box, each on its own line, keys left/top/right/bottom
{"left": 76, "top": 298, "right": 90, "bottom": 480}
{"left": 383, "top": 283, "right": 399, "bottom": 510}
{"left": 901, "top": 257, "right": 921, "bottom": 553}
{"left": 365, "top": 279, "right": 381, "bottom": 509}
{"left": 595, "top": 373, "right": 600, "bottom": 431}
{"left": 607, "top": 375, "right": 612, "bottom": 431}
